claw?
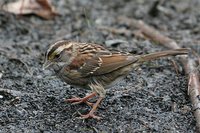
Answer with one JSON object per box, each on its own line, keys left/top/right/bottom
{"left": 79, "top": 112, "right": 102, "bottom": 120}
{"left": 64, "top": 92, "right": 96, "bottom": 106}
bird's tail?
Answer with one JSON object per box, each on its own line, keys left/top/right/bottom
{"left": 135, "top": 48, "right": 189, "bottom": 63}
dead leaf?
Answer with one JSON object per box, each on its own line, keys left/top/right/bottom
{"left": 3, "top": 0, "right": 58, "bottom": 19}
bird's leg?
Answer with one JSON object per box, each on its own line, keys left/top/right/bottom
{"left": 78, "top": 82, "right": 105, "bottom": 119}
{"left": 65, "top": 92, "right": 96, "bottom": 106}
{"left": 80, "top": 97, "right": 103, "bottom": 120}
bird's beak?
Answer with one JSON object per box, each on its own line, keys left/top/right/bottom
{"left": 42, "top": 60, "right": 53, "bottom": 70}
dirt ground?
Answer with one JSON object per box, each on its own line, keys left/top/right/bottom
{"left": 0, "top": 0, "right": 200, "bottom": 132}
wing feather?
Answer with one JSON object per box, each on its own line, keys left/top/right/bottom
{"left": 78, "top": 53, "right": 138, "bottom": 76}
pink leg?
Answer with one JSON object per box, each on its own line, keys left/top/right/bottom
{"left": 80, "top": 97, "right": 103, "bottom": 120}
{"left": 65, "top": 92, "right": 96, "bottom": 106}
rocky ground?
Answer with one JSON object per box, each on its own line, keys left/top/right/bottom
{"left": 0, "top": 0, "right": 200, "bottom": 132}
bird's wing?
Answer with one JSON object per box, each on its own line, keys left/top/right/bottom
{"left": 77, "top": 52, "right": 138, "bottom": 76}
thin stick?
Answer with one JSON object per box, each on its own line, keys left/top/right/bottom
{"left": 186, "top": 57, "right": 200, "bottom": 131}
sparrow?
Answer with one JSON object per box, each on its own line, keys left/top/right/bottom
{"left": 43, "top": 40, "right": 189, "bottom": 120}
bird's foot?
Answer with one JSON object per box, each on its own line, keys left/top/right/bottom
{"left": 79, "top": 97, "right": 103, "bottom": 120}
{"left": 79, "top": 112, "right": 101, "bottom": 120}
{"left": 65, "top": 97, "right": 94, "bottom": 106}
{"left": 65, "top": 92, "right": 96, "bottom": 106}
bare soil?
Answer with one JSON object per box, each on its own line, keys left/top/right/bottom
{"left": 1, "top": 0, "right": 200, "bottom": 132}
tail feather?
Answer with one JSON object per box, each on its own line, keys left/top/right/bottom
{"left": 136, "top": 48, "right": 189, "bottom": 63}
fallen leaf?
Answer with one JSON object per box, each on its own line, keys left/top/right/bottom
{"left": 3, "top": 0, "right": 58, "bottom": 19}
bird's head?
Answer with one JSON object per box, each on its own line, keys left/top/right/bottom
{"left": 43, "top": 40, "right": 76, "bottom": 70}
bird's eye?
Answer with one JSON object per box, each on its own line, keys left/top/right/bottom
{"left": 54, "top": 54, "right": 60, "bottom": 59}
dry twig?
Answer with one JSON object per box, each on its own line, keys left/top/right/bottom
{"left": 186, "top": 56, "right": 200, "bottom": 131}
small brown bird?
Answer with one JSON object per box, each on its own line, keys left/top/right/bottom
{"left": 43, "top": 40, "right": 188, "bottom": 120}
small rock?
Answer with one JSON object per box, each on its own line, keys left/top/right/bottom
{"left": 105, "top": 39, "right": 128, "bottom": 47}
{"left": 181, "top": 105, "right": 191, "bottom": 114}
{"left": 0, "top": 72, "right": 2, "bottom": 78}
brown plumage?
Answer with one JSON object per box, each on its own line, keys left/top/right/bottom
{"left": 43, "top": 40, "right": 189, "bottom": 120}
